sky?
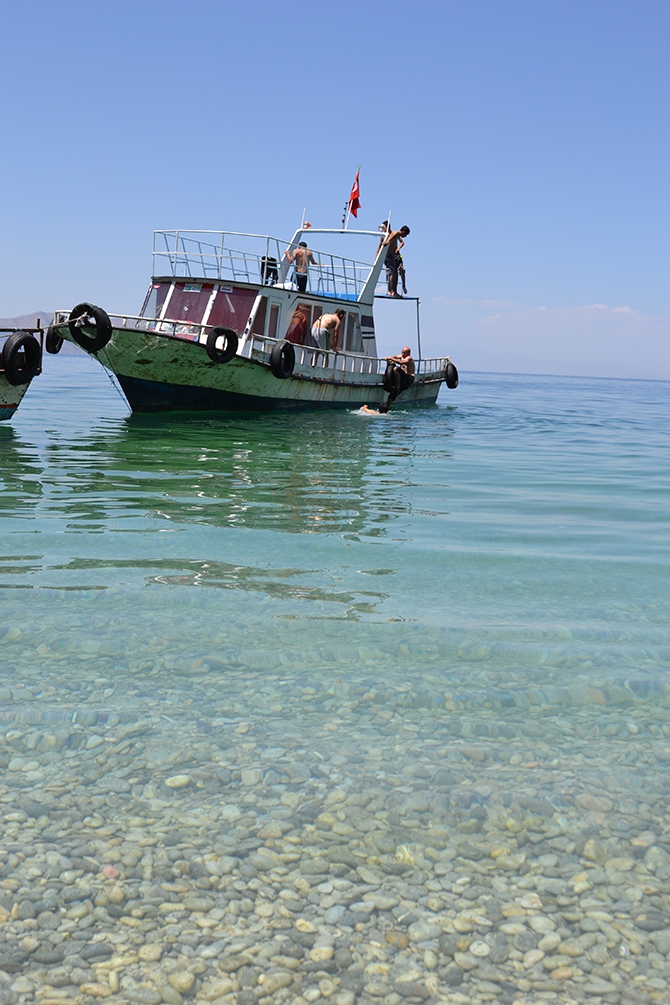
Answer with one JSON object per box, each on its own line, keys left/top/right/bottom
{"left": 1, "top": 0, "right": 668, "bottom": 377}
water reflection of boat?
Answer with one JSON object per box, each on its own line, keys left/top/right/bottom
{"left": 42, "top": 410, "right": 418, "bottom": 539}
{"left": 51, "top": 226, "right": 459, "bottom": 413}
{"left": 0, "top": 426, "right": 44, "bottom": 528}
{"left": 8, "top": 411, "right": 423, "bottom": 612}
{"left": 0, "top": 328, "right": 43, "bottom": 420}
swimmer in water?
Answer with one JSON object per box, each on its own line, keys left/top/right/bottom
{"left": 360, "top": 402, "right": 390, "bottom": 414}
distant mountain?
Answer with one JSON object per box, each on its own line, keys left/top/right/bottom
{"left": 0, "top": 312, "right": 83, "bottom": 354}
{"left": 0, "top": 311, "right": 53, "bottom": 329}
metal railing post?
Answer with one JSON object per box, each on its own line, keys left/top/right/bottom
{"left": 416, "top": 299, "right": 422, "bottom": 361}
{"left": 173, "top": 231, "right": 179, "bottom": 276}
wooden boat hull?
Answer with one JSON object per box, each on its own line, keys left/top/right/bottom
{"left": 56, "top": 325, "right": 444, "bottom": 413}
{"left": 0, "top": 376, "right": 31, "bottom": 421}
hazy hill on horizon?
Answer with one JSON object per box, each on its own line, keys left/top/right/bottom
{"left": 0, "top": 311, "right": 53, "bottom": 329}
{"left": 0, "top": 312, "right": 83, "bottom": 354}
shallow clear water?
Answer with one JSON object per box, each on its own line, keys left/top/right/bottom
{"left": 1, "top": 356, "right": 669, "bottom": 1003}
{"left": 3, "top": 357, "right": 669, "bottom": 689}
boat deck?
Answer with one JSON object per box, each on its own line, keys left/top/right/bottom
{"left": 153, "top": 230, "right": 381, "bottom": 301}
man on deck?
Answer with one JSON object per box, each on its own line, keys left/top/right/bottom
{"left": 310, "top": 308, "right": 345, "bottom": 351}
{"left": 287, "top": 242, "right": 319, "bottom": 293}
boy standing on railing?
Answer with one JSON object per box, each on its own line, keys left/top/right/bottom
{"left": 383, "top": 226, "right": 410, "bottom": 298}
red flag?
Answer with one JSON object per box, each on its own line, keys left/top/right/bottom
{"left": 347, "top": 168, "right": 361, "bottom": 218}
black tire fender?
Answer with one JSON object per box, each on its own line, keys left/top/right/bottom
{"left": 68, "top": 303, "right": 113, "bottom": 353}
{"left": 383, "top": 362, "right": 396, "bottom": 393}
{"left": 445, "top": 361, "right": 459, "bottom": 389}
{"left": 2, "top": 331, "right": 42, "bottom": 386}
{"left": 269, "top": 339, "right": 295, "bottom": 379}
{"left": 206, "top": 326, "right": 238, "bottom": 364}
{"left": 45, "top": 325, "right": 64, "bottom": 355}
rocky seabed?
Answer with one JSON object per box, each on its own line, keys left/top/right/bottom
{"left": 0, "top": 619, "right": 669, "bottom": 1005}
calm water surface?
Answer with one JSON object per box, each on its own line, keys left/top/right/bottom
{"left": 3, "top": 357, "right": 669, "bottom": 675}
{"left": 0, "top": 356, "right": 669, "bottom": 1003}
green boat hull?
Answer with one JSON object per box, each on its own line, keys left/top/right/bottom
{"left": 57, "top": 326, "right": 444, "bottom": 413}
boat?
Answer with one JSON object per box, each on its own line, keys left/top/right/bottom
{"left": 49, "top": 226, "right": 458, "bottom": 412}
{"left": 0, "top": 325, "right": 44, "bottom": 420}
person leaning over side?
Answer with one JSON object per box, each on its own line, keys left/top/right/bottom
{"left": 383, "top": 225, "right": 410, "bottom": 297}
{"left": 310, "top": 308, "right": 345, "bottom": 351}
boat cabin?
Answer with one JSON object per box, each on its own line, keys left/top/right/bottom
{"left": 138, "top": 228, "right": 385, "bottom": 356}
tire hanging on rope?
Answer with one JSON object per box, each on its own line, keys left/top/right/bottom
{"left": 269, "top": 340, "right": 295, "bottom": 379}
{"left": 2, "top": 331, "right": 42, "bottom": 386}
{"left": 205, "top": 326, "right": 238, "bottom": 364}
{"left": 445, "top": 361, "right": 459, "bottom": 389}
{"left": 45, "top": 326, "right": 64, "bottom": 355}
{"left": 68, "top": 303, "right": 113, "bottom": 353}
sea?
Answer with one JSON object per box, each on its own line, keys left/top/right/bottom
{"left": 0, "top": 355, "right": 669, "bottom": 1003}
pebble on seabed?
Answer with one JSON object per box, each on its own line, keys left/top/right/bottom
{"left": 0, "top": 637, "right": 670, "bottom": 1005}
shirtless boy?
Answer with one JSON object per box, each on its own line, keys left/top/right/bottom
{"left": 287, "top": 242, "right": 319, "bottom": 293}
{"left": 383, "top": 226, "right": 410, "bottom": 297}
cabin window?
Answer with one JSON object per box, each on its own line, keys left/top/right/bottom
{"left": 268, "top": 304, "right": 280, "bottom": 340}
{"left": 164, "top": 282, "right": 214, "bottom": 325}
{"left": 345, "top": 312, "right": 362, "bottom": 353}
{"left": 207, "top": 286, "right": 258, "bottom": 334}
{"left": 286, "top": 304, "right": 311, "bottom": 345}
{"left": 140, "top": 283, "right": 170, "bottom": 320}
{"left": 252, "top": 296, "right": 267, "bottom": 336}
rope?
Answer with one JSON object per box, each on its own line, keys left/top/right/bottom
{"left": 98, "top": 347, "right": 131, "bottom": 414}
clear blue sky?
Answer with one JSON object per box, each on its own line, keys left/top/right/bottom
{"left": 2, "top": 0, "right": 668, "bottom": 375}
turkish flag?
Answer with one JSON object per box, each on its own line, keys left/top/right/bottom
{"left": 348, "top": 168, "right": 361, "bottom": 217}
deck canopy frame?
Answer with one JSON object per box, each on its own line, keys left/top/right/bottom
{"left": 153, "top": 229, "right": 389, "bottom": 302}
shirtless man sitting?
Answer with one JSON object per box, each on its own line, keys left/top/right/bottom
{"left": 310, "top": 308, "right": 345, "bottom": 350}
{"left": 385, "top": 345, "right": 415, "bottom": 401}
{"left": 383, "top": 226, "right": 410, "bottom": 297}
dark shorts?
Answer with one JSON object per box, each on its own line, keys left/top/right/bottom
{"left": 384, "top": 251, "right": 401, "bottom": 275}
{"left": 295, "top": 273, "right": 308, "bottom": 292}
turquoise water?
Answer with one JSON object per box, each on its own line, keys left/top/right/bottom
{"left": 2, "top": 355, "right": 670, "bottom": 1004}
{"left": 2, "top": 356, "right": 669, "bottom": 689}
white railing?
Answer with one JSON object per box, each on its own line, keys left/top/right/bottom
{"left": 53, "top": 311, "right": 449, "bottom": 380}
{"left": 415, "top": 357, "right": 450, "bottom": 376}
{"left": 152, "top": 230, "right": 373, "bottom": 301}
